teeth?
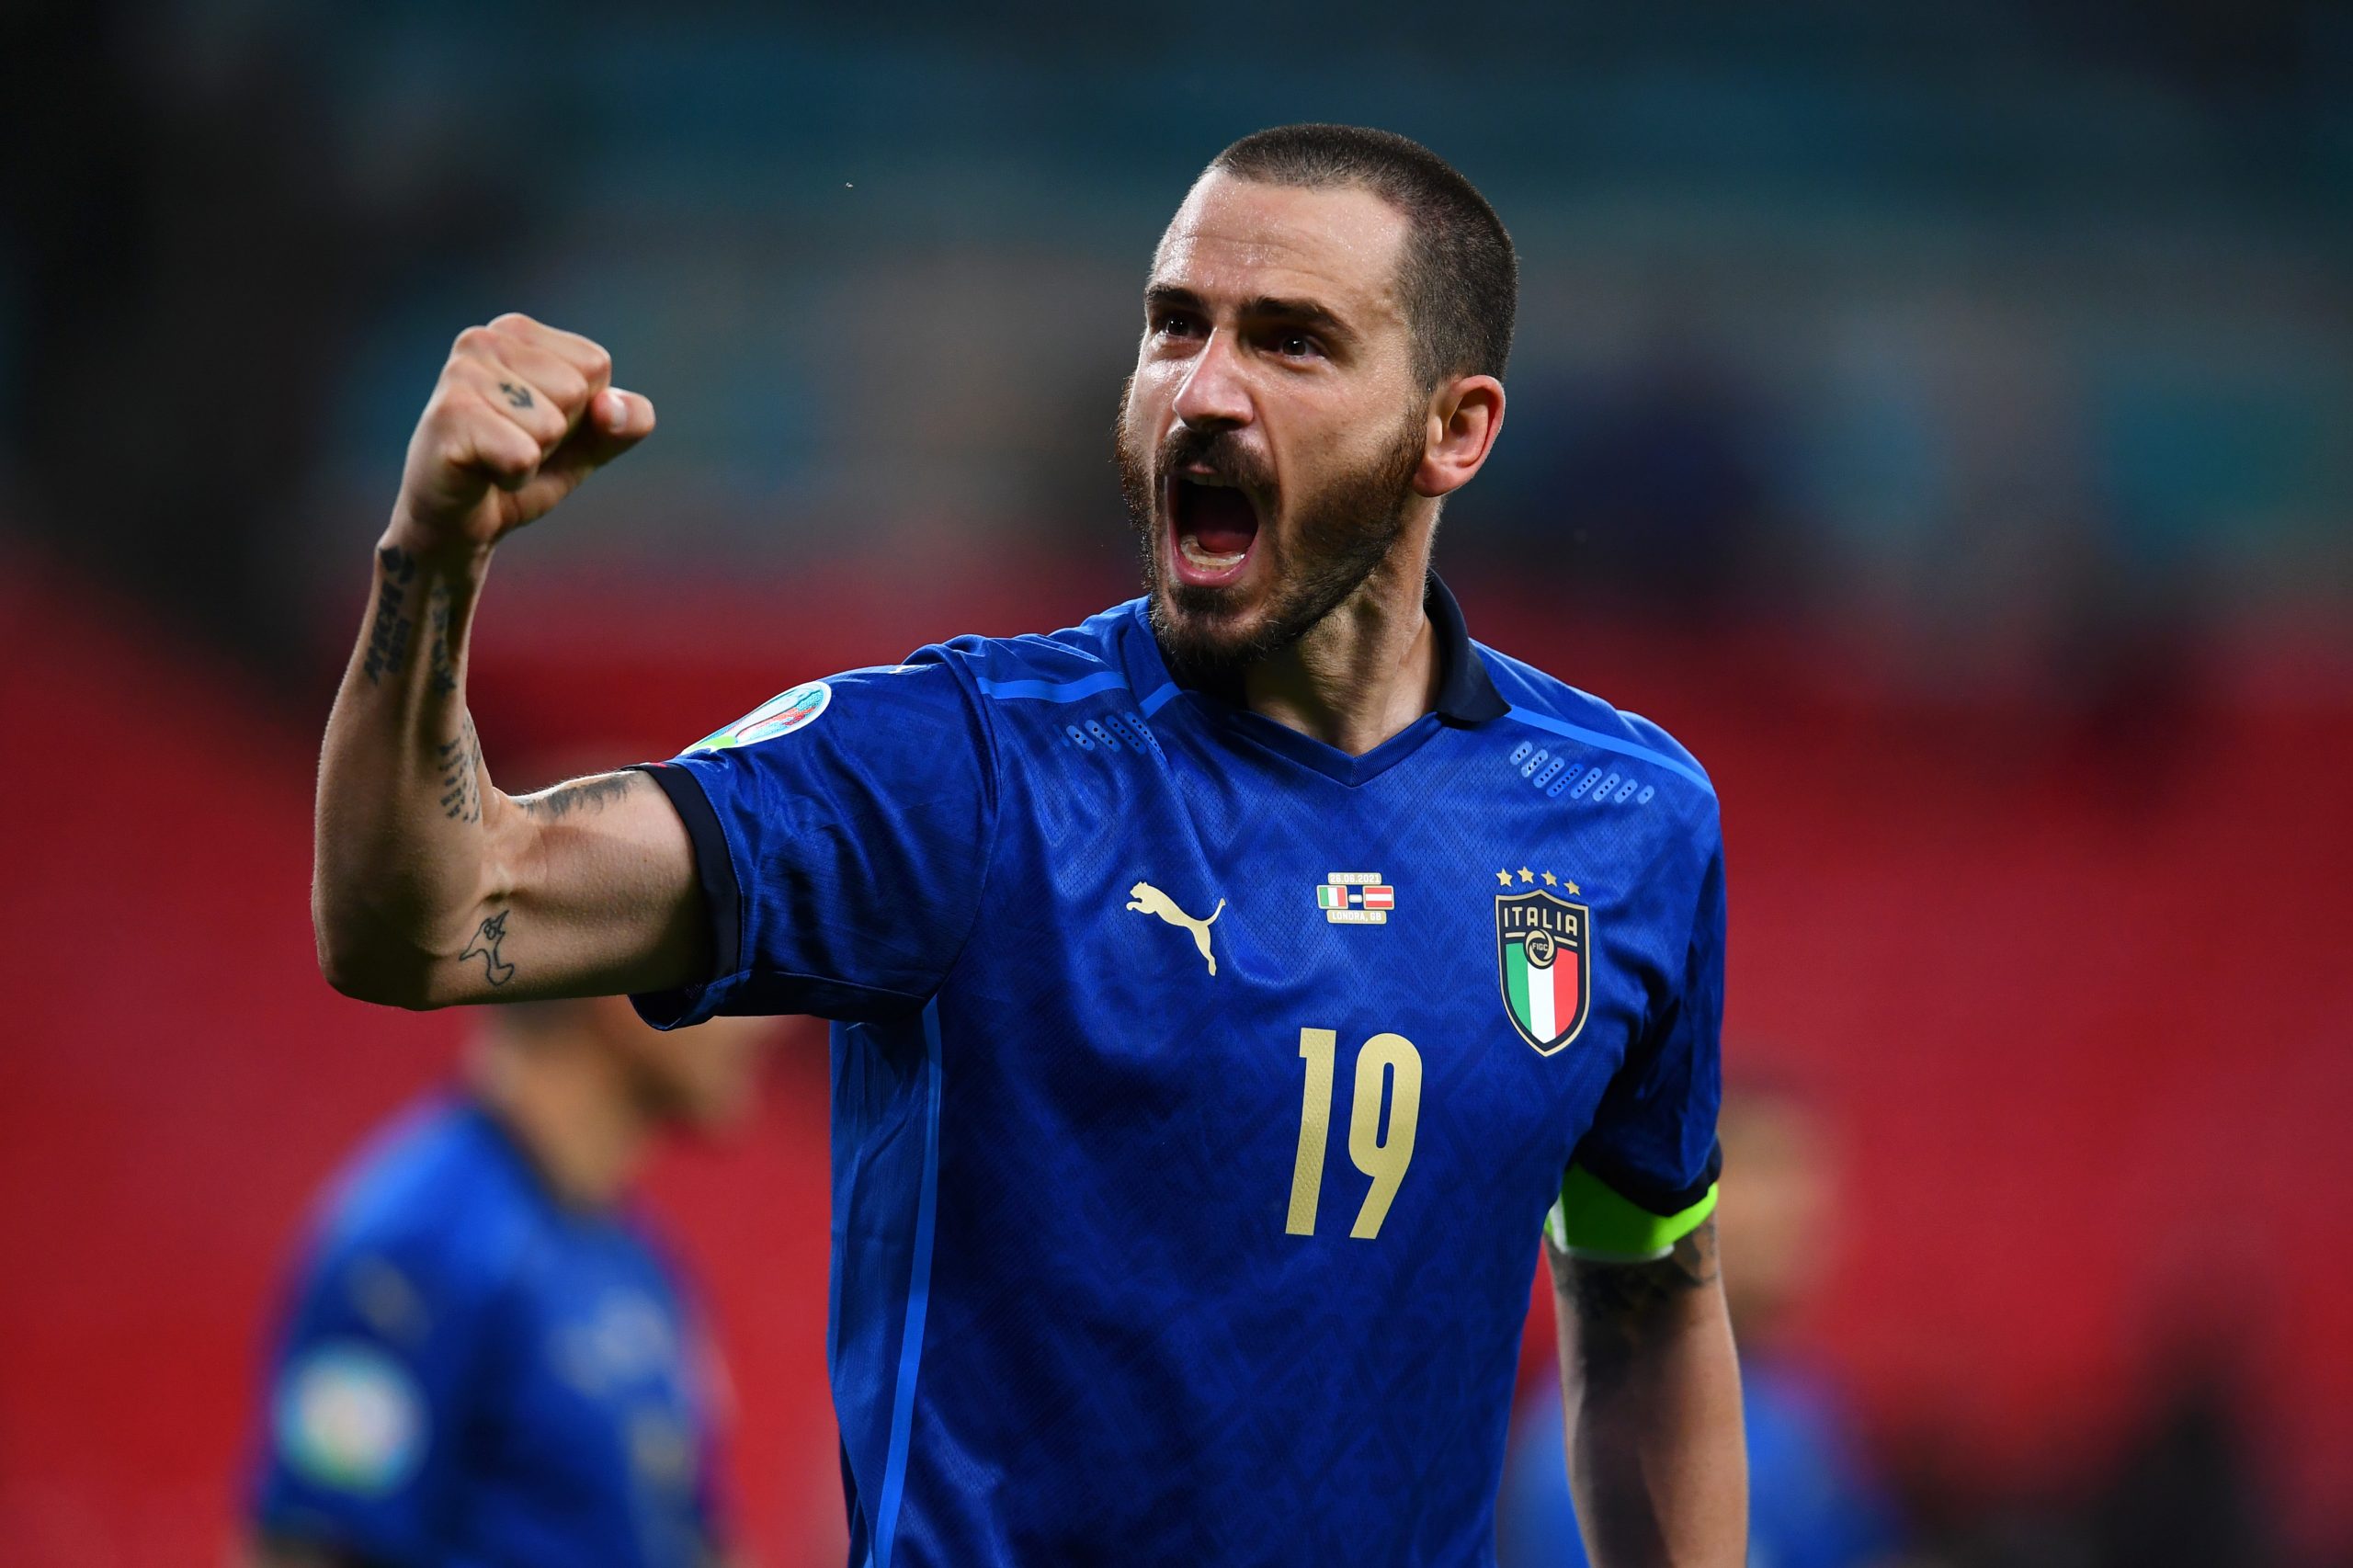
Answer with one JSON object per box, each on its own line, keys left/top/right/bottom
{"left": 1178, "top": 533, "right": 1246, "bottom": 570}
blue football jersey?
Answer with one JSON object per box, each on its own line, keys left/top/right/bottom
{"left": 249, "top": 1096, "right": 727, "bottom": 1568}
{"left": 633, "top": 575, "right": 1723, "bottom": 1568}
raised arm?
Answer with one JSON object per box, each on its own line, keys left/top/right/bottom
{"left": 1548, "top": 1218, "right": 1747, "bottom": 1567}
{"left": 313, "top": 313, "right": 704, "bottom": 1009}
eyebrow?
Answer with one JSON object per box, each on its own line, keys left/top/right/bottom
{"left": 1143, "top": 283, "right": 1359, "bottom": 347}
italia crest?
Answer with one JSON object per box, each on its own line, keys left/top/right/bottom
{"left": 1495, "top": 882, "right": 1591, "bottom": 1055}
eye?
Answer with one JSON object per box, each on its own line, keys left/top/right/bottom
{"left": 1272, "top": 331, "right": 1324, "bottom": 360}
{"left": 1151, "top": 312, "right": 1203, "bottom": 341}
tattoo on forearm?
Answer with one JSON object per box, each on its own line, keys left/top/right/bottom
{"left": 1553, "top": 1218, "right": 1720, "bottom": 1385}
{"left": 517, "top": 772, "right": 637, "bottom": 821}
{"left": 498, "top": 381, "right": 534, "bottom": 410}
{"left": 361, "top": 546, "right": 417, "bottom": 684}
{"left": 425, "top": 583, "right": 459, "bottom": 698}
{"left": 1564, "top": 1219, "right": 1719, "bottom": 1319}
{"left": 459, "top": 909, "right": 516, "bottom": 986}
{"left": 434, "top": 716, "right": 482, "bottom": 824}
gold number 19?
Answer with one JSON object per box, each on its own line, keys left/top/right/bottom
{"left": 1286, "top": 1028, "right": 1424, "bottom": 1239}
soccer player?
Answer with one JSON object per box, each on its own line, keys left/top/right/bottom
{"left": 313, "top": 124, "right": 1744, "bottom": 1565}
{"left": 244, "top": 996, "right": 773, "bottom": 1568}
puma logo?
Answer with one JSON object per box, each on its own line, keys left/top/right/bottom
{"left": 1126, "top": 881, "right": 1224, "bottom": 975}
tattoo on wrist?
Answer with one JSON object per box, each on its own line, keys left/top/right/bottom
{"left": 361, "top": 546, "right": 417, "bottom": 684}
{"left": 425, "top": 583, "right": 460, "bottom": 698}
{"left": 434, "top": 716, "right": 482, "bottom": 824}
{"left": 498, "top": 381, "right": 534, "bottom": 410}
{"left": 459, "top": 909, "right": 516, "bottom": 986}
{"left": 517, "top": 772, "right": 636, "bottom": 821}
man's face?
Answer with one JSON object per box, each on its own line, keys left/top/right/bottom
{"left": 1118, "top": 172, "right": 1431, "bottom": 676}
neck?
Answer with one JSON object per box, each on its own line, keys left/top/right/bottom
{"left": 464, "top": 1029, "right": 652, "bottom": 1209}
{"left": 1241, "top": 528, "right": 1441, "bottom": 756}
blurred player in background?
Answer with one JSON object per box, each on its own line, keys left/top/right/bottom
{"left": 243, "top": 996, "right": 775, "bottom": 1568}
{"left": 1499, "top": 1081, "right": 1904, "bottom": 1568}
{"left": 312, "top": 124, "right": 1744, "bottom": 1563}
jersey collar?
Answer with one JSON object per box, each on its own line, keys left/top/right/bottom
{"left": 1425, "top": 572, "right": 1509, "bottom": 725}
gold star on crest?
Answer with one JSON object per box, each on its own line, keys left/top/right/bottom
{"left": 1564, "top": 880, "right": 1580, "bottom": 895}
{"left": 1540, "top": 870, "right": 1557, "bottom": 887}
{"left": 1495, "top": 868, "right": 1513, "bottom": 886}
{"left": 1518, "top": 867, "right": 1534, "bottom": 883}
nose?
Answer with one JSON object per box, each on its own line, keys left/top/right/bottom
{"left": 1170, "top": 328, "right": 1254, "bottom": 432}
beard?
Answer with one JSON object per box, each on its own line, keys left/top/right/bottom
{"left": 1117, "top": 388, "right": 1427, "bottom": 685}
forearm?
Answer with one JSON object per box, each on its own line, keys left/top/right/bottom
{"left": 313, "top": 528, "right": 511, "bottom": 1005}
{"left": 1553, "top": 1221, "right": 1747, "bottom": 1567}
{"left": 312, "top": 314, "right": 696, "bottom": 1007}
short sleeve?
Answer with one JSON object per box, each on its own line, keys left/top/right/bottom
{"left": 249, "top": 1243, "right": 492, "bottom": 1564}
{"left": 629, "top": 654, "right": 997, "bottom": 1028}
{"left": 1550, "top": 823, "right": 1725, "bottom": 1261}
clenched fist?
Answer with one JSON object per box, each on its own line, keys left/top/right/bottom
{"left": 391, "top": 313, "right": 654, "bottom": 559}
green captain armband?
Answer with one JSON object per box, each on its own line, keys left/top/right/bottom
{"left": 1544, "top": 1163, "right": 1718, "bottom": 1263}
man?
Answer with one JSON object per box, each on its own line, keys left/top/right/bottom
{"left": 245, "top": 995, "right": 774, "bottom": 1567}
{"left": 313, "top": 124, "right": 1744, "bottom": 1565}
{"left": 1499, "top": 1085, "right": 1903, "bottom": 1568}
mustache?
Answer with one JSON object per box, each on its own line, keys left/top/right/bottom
{"left": 1155, "top": 425, "right": 1274, "bottom": 493}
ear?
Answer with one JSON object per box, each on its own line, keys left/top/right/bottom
{"left": 1413, "top": 374, "right": 1506, "bottom": 499}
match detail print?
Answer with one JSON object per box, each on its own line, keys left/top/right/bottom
{"left": 1315, "top": 871, "right": 1393, "bottom": 926}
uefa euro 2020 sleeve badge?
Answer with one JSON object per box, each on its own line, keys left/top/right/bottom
{"left": 1493, "top": 868, "right": 1592, "bottom": 1055}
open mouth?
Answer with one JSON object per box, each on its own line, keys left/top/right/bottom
{"left": 1164, "top": 470, "right": 1263, "bottom": 586}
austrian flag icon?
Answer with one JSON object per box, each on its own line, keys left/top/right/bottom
{"left": 1317, "top": 873, "right": 1393, "bottom": 925}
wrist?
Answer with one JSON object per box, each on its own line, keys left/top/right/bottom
{"left": 380, "top": 507, "right": 494, "bottom": 576}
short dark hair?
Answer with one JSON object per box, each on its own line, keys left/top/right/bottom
{"left": 1210, "top": 124, "right": 1518, "bottom": 390}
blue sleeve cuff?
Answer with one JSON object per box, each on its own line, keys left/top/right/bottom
{"left": 628, "top": 762, "right": 745, "bottom": 1030}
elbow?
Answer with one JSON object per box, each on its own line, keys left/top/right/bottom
{"left": 318, "top": 952, "right": 435, "bottom": 1011}
{"left": 316, "top": 942, "right": 438, "bottom": 1011}
{"left": 312, "top": 901, "right": 442, "bottom": 1011}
